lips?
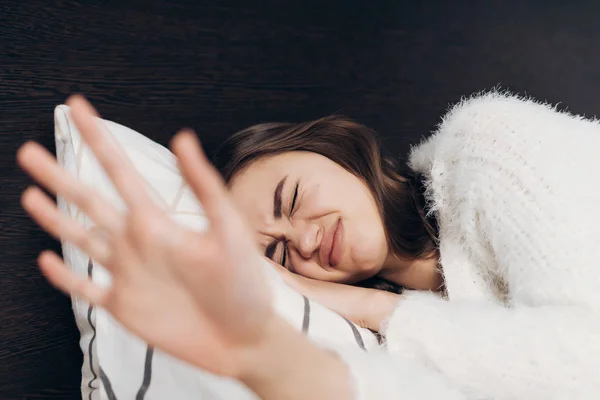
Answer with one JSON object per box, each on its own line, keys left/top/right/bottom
{"left": 319, "top": 218, "right": 344, "bottom": 267}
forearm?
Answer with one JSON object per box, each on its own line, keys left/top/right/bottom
{"left": 283, "top": 271, "right": 400, "bottom": 331}
{"left": 238, "top": 315, "right": 355, "bottom": 400}
{"left": 237, "top": 309, "right": 466, "bottom": 400}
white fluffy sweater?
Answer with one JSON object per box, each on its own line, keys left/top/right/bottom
{"left": 334, "top": 92, "right": 600, "bottom": 399}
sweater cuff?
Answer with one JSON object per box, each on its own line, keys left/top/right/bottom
{"left": 380, "top": 291, "right": 448, "bottom": 359}
{"left": 324, "top": 343, "right": 465, "bottom": 400}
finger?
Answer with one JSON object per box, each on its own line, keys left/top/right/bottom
{"left": 22, "top": 186, "right": 113, "bottom": 265}
{"left": 170, "top": 130, "right": 230, "bottom": 226}
{"left": 263, "top": 256, "right": 287, "bottom": 271}
{"left": 66, "top": 95, "right": 157, "bottom": 210}
{"left": 38, "top": 250, "right": 109, "bottom": 305}
{"left": 17, "top": 141, "right": 122, "bottom": 233}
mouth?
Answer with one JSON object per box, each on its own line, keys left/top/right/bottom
{"left": 320, "top": 218, "right": 344, "bottom": 267}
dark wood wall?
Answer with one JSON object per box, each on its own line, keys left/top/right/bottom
{"left": 2, "top": 1, "right": 599, "bottom": 398}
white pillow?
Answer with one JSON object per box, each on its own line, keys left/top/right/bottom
{"left": 53, "top": 105, "right": 379, "bottom": 400}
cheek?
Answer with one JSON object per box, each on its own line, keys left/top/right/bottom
{"left": 303, "top": 175, "right": 389, "bottom": 275}
{"left": 349, "top": 191, "right": 389, "bottom": 262}
{"left": 347, "top": 218, "right": 388, "bottom": 270}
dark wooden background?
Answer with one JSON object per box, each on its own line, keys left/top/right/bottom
{"left": 2, "top": 1, "right": 600, "bottom": 398}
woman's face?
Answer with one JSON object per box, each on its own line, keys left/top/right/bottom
{"left": 228, "top": 151, "right": 389, "bottom": 283}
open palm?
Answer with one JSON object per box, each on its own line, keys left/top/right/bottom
{"left": 17, "top": 96, "right": 274, "bottom": 378}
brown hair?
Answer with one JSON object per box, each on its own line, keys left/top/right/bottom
{"left": 212, "top": 116, "right": 438, "bottom": 294}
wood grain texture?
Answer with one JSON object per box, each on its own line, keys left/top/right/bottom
{"left": 2, "top": 0, "right": 600, "bottom": 399}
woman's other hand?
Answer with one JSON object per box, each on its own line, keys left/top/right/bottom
{"left": 17, "top": 95, "right": 274, "bottom": 379}
{"left": 266, "top": 258, "right": 399, "bottom": 332}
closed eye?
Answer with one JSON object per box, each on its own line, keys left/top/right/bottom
{"left": 290, "top": 181, "right": 299, "bottom": 215}
{"left": 281, "top": 242, "right": 288, "bottom": 267}
{"left": 264, "top": 180, "right": 301, "bottom": 267}
{"left": 264, "top": 236, "right": 289, "bottom": 268}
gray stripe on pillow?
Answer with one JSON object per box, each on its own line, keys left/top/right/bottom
{"left": 302, "top": 295, "right": 310, "bottom": 334}
{"left": 343, "top": 318, "right": 366, "bottom": 350}
{"left": 99, "top": 367, "right": 118, "bottom": 400}
{"left": 87, "top": 259, "right": 98, "bottom": 400}
{"left": 135, "top": 346, "right": 154, "bottom": 400}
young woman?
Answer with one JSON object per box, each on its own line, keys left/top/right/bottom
{"left": 18, "top": 94, "right": 600, "bottom": 399}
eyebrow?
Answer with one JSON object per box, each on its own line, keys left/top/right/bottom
{"left": 273, "top": 175, "right": 287, "bottom": 220}
{"left": 265, "top": 176, "right": 287, "bottom": 260}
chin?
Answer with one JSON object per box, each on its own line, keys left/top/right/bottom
{"left": 358, "top": 260, "right": 383, "bottom": 280}
{"left": 341, "top": 259, "right": 381, "bottom": 283}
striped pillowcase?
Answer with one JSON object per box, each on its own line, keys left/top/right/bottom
{"left": 54, "top": 105, "right": 379, "bottom": 400}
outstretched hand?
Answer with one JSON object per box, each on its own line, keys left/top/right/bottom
{"left": 17, "top": 96, "right": 275, "bottom": 378}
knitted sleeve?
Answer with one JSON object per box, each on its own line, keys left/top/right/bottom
{"left": 398, "top": 92, "right": 600, "bottom": 399}
{"left": 327, "top": 342, "right": 467, "bottom": 400}
{"left": 382, "top": 291, "right": 600, "bottom": 400}
{"left": 418, "top": 91, "right": 600, "bottom": 309}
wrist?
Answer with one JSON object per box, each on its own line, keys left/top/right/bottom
{"left": 364, "top": 290, "right": 400, "bottom": 332}
{"left": 236, "top": 315, "right": 353, "bottom": 400}
{"left": 235, "top": 314, "right": 290, "bottom": 383}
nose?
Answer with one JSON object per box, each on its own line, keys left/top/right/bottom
{"left": 290, "top": 220, "right": 321, "bottom": 259}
